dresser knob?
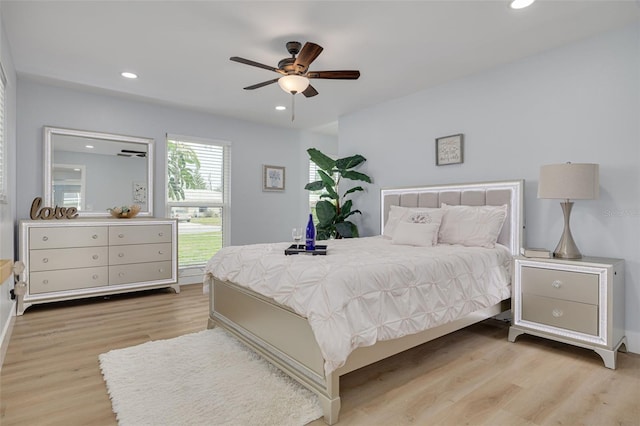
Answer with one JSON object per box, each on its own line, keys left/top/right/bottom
{"left": 119, "top": 272, "right": 125, "bottom": 277}
{"left": 118, "top": 234, "right": 124, "bottom": 238}
{"left": 42, "top": 236, "right": 48, "bottom": 241}
{"left": 92, "top": 255, "right": 99, "bottom": 260}
{"left": 159, "top": 268, "right": 164, "bottom": 273}
{"left": 158, "top": 251, "right": 163, "bottom": 255}
{"left": 118, "top": 253, "right": 124, "bottom": 258}
{"left": 92, "top": 234, "right": 98, "bottom": 239}
{"left": 552, "top": 309, "right": 564, "bottom": 318}
{"left": 42, "top": 258, "right": 48, "bottom": 263}
{"left": 158, "top": 232, "right": 164, "bottom": 237}
{"left": 43, "top": 279, "right": 49, "bottom": 285}
{"left": 92, "top": 274, "right": 98, "bottom": 279}
{"left": 551, "top": 280, "right": 562, "bottom": 289}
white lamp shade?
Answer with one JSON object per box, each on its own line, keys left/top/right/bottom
{"left": 278, "top": 75, "right": 310, "bottom": 94}
{"left": 538, "top": 163, "right": 599, "bottom": 200}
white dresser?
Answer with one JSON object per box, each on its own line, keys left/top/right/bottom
{"left": 18, "top": 218, "right": 179, "bottom": 315}
{"left": 508, "top": 256, "right": 626, "bottom": 369}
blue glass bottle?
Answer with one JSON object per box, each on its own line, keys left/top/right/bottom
{"left": 305, "top": 213, "right": 316, "bottom": 251}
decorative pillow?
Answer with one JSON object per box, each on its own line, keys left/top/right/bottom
{"left": 438, "top": 204, "right": 508, "bottom": 248}
{"left": 392, "top": 221, "right": 440, "bottom": 247}
{"left": 383, "top": 205, "right": 444, "bottom": 242}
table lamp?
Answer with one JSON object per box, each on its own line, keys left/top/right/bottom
{"left": 538, "top": 162, "right": 599, "bottom": 259}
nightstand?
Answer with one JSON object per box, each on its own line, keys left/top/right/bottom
{"left": 508, "top": 256, "right": 626, "bottom": 369}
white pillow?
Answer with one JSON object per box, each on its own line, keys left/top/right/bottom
{"left": 438, "top": 204, "right": 508, "bottom": 248}
{"left": 383, "top": 205, "right": 443, "bottom": 244}
{"left": 392, "top": 221, "right": 440, "bottom": 247}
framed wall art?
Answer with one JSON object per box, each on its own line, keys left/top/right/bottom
{"left": 263, "top": 165, "right": 285, "bottom": 191}
{"left": 435, "top": 133, "right": 464, "bottom": 166}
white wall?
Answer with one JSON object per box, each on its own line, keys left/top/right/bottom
{"left": 16, "top": 78, "right": 311, "bottom": 246}
{"left": 0, "top": 9, "right": 18, "bottom": 366}
{"left": 339, "top": 24, "right": 640, "bottom": 353}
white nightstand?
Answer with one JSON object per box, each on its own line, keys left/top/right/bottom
{"left": 508, "top": 256, "right": 626, "bottom": 369}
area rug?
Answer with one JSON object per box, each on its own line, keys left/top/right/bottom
{"left": 99, "top": 328, "right": 323, "bottom": 426}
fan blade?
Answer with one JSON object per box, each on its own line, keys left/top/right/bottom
{"left": 230, "top": 56, "right": 280, "bottom": 73}
{"left": 307, "top": 70, "right": 360, "bottom": 79}
{"left": 302, "top": 85, "right": 318, "bottom": 98}
{"left": 293, "top": 42, "right": 323, "bottom": 73}
{"left": 243, "top": 78, "right": 279, "bottom": 90}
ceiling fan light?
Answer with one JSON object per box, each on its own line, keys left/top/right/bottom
{"left": 278, "top": 75, "right": 309, "bottom": 94}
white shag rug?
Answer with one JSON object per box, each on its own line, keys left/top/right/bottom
{"left": 99, "top": 328, "right": 323, "bottom": 426}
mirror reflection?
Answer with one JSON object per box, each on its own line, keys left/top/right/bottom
{"left": 44, "top": 127, "right": 154, "bottom": 217}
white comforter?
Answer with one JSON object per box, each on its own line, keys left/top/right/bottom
{"left": 204, "top": 236, "right": 512, "bottom": 375}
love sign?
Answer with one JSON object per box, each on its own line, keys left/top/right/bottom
{"left": 30, "top": 197, "right": 79, "bottom": 220}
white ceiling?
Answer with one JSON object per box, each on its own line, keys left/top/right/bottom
{"left": 2, "top": 1, "right": 639, "bottom": 134}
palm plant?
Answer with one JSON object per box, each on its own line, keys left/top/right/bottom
{"left": 304, "top": 148, "right": 372, "bottom": 239}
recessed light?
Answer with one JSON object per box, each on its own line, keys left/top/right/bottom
{"left": 85, "top": 145, "right": 94, "bottom": 149}
{"left": 510, "top": 0, "right": 535, "bottom": 9}
{"left": 275, "top": 105, "right": 286, "bottom": 111}
{"left": 121, "top": 71, "right": 138, "bottom": 79}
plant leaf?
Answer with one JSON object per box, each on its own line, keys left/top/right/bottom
{"left": 316, "top": 200, "right": 337, "bottom": 226}
{"left": 341, "top": 170, "right": 372, "bottom": 183}
{"left": 304, "top": 181, "right": 325, "bottom": 191}
{"left": 336, "top": 221, "right": 358, "bottom": 238}
{"left": 344, "top": 186, "right": 364, "bottom": 197}
{"left": 335, "top": 154, "right": 366, "bottom": 170}
{"left": 308, "top": 148, "right": 336, "bottom": 172}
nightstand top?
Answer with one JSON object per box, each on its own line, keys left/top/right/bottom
{"left": 515, "top": 256, "right": 624, "bottom": 268}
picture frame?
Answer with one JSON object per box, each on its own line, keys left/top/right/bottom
{"left": 435, "top": 133, "right": 464, "bottom": 166}
{"left": 263, "top": 165, "right": 285, "bottom": 191}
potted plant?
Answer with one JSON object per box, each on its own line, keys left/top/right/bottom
{"left": 304, "top": 148, "right": 372, "bottom": 239}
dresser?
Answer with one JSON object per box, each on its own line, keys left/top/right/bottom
{"left": 18, "top": 219, "right": 179, "bottom": 315}
{"left": 508, "top": 256, "right": 626, "bottom": 369}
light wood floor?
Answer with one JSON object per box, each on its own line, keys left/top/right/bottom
{"left": 1, "top": 285, "right": 638, "bottom": 426}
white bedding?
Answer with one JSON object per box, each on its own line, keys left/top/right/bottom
{"left": 204, "top": 236, "right": 512, "bottom": 375}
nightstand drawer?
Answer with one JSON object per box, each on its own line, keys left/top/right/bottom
{"left": 522, "top": 293, "right": 598, "bottom": 336}
{"left": 521, "top": 266, "right": 598, "bottom": 305}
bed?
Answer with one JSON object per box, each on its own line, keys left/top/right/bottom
{"left": 204, "top": 180, "right": 524, "bottom": 424}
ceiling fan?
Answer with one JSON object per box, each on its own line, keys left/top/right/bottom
{"left": 230, "top": 41, "right": 360, "bottom": 98}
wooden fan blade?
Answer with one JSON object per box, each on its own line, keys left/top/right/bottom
{"left": 302, "top": 85, "right": 318, "bottom": 98}
{"left": 307, "top": 70, "right": 360, "bottom": 79}
{"left": 243, "top": 78, "right": 279, "bottom": 90}
{"left": 230, "top": 56, "right": 280, "bottom": 73}
{"left": 293, "top": 42, "right": 323, "bottom": 73}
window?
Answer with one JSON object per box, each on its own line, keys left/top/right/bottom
{"left": 166, "top": 134, "right": 231, "bottom": 273}
{"left": 0, "top": 63, "right": 7, "bottom": 203}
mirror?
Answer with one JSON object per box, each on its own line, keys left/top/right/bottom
{"left": 44, "top": 127, "right": 154, "bottom": 217}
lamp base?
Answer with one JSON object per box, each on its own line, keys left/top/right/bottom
{"left": 553, "top": 201, "right": 582, "bottom": 259}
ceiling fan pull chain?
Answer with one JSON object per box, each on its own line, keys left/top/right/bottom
{"left": 291, "top": 93, "right": 295, "bottom": 122}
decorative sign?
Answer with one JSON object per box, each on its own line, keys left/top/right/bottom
{"left": 435, "top": 134, "right": 464, "bottom": 166}
{"left": 30, "top": 197, "right": 79, "bottom": 220}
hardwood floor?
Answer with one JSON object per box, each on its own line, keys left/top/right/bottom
{"left": 1, "top": 285, "right": 638, "bottom": 426}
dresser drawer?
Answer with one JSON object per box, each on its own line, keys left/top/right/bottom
{"left": 109, "top": 243, "right": 172, "bottom": 265}
{"left": 521, "top": 266, "right": 598, "bottom": 305}
{"left": 109, "top": 225, "right": 172, "bottom": 245}
{"left": 29, "top": 247, "right": 109, "bottom": 272}
{"left": 109, "top": 261, "right": 173, "bottom": 285}
{"left": 522, "top": 293, "right": 598, "bottom": 336}
{"left": 30, "top": 267, "right": 108, "bottom": 293}
{"left": 30, "top": 226, "right": 107, "bottom": 249}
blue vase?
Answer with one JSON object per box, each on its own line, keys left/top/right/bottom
{"left": 305, "top": 213, "right": 316, "bottom": 251}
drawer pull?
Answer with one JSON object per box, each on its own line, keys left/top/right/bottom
{"left": 42, "top": 236, "right": 49, "bottom": 241}
{"left": 159, "top": 268, "right": 165, "bottom": 273}
{"left": 552, "top": 309, "right": 564, "bottom": 318}
{"left": 92, "top": 274, "right": 99, "bottom": 280}
{"left": 119, "top": 272, "right": 125, "bottom": 277}
{"left": 158, "top": 251, "right": 163, "bottom": 255}
{"left": 92, "top": 234, "right": 98, "bottom": 239}
{"left": 43, "top": 279, "right": 49, "bottom": 285}
{"left": 92, "top": 255, "right": 99, "bottom": 260}
{"left": 42, "top": 258, "right": 49, "bottom": 263}
{"left": 551, "top": 280, "right": 562, "bottom": 289}
{"left": 118, "top": 253, "right": 124, "bottom": 258}
{"left": 118, "top": 234, "right": 124, "bottom": 238}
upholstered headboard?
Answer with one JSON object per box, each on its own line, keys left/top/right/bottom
{"left": 380, "top": 180, "right": 524, "bottom": 255}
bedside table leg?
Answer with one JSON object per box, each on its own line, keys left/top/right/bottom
{"left": 508, "top": 327, "right": 525, "bottom": 343}
{"left": 594, "top": 348, "right": 617, "bottom": 370}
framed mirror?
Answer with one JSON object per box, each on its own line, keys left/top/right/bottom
{"left": 44, "top": 126, "right": 154, "bottom": 217}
